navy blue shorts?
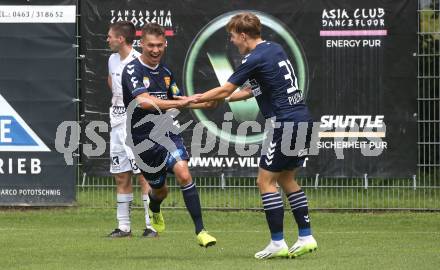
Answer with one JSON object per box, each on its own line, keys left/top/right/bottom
{"left": 165, "top": 134, "right": 190, "bottom": 173}
{"left": 138, "top": 134, "right": 189, "bottom": 189}
{"left": 259, "top": 122, "right": 312, "bottom": 172}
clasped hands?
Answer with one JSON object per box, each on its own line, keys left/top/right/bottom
{"left": 174, "top": 94, "right": 218, "bottom": 109}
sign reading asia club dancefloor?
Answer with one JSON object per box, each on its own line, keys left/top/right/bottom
{"left": 82, "top": 0, "right": 417, "bottom": 178}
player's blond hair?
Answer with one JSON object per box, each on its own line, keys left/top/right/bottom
{"left": 226, "top": 12, "right": 261, "bottom": 38}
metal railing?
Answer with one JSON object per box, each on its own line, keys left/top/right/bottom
{"left": 76, "top": 174, "right": 439, "bottom": 210}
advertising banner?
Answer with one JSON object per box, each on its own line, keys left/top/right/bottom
{"left": 81, "top": 0, "right": 416, "bottom": 178}
{"left": 0, "top": 1, "right": 77, "bottom": 205}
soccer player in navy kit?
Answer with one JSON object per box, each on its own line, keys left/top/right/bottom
{"left": 121, "top": 23, "right": 216, "bottom": 247}
{"left": 192, "top": 12, "right": 318, "bottom": 259}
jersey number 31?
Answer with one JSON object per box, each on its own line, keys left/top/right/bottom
{"left": 278, "top": 60, "right": 298, "bottom": 94}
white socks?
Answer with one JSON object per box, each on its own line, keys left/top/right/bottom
{"left": 117, "top": 193, "right": 133, "bottom": 232}
{"left": 142, "top": 194, "right": 152, "bottom": 228}
{"left": 116, "top": 193, "right": 153, "bottom": 231}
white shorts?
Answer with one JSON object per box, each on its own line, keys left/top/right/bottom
{"left": 109, "top": 122, "right": 141, "bottom": 174}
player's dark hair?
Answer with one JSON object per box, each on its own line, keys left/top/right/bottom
{"left": 226, "top": 12, "right": 261, "bottom": 38}
{"left": 141, "top": 23, "right": 165, "bottom": 38}
{"left": 109, "top": 21, "right": 136, "bottom": 45}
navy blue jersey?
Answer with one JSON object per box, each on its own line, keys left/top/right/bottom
{"left": 228, "top": 41, "right": 312, "bottom": 123}
{"left": 121, "top": 57, "right": 181, "bottom": 141}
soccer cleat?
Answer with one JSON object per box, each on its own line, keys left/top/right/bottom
{"left": 142, "top": 227, "right": 158, "bottom": 238}
{"left": 254, "top": 240, "right": 289, "bottom": 259}
{"left": 108, "top": 228, "right": 132, "bottom": 238}
{"left": 288, "top": 236, "right": 318, "bottom": 258}
{"left": 197, "top": 230, "right": 217, "bottom": 248}
{"left": 151, "top": 211, "right": 165, "bottom": 233}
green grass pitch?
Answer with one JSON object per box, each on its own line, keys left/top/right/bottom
{"left": 0, "top": 209, "right": 439, "bottom": 270}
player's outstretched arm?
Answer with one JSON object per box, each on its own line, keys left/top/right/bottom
{"left": 227, "top": 87, "right": 253, "bottom": 102}
{"left": 195, "top": 82, "right": 238, "bottom": 103}
{"left": 135, "top": 92, "right": 197, "bottom": 110}
{"left": 188, "top": 100, "right": 218, "bottom": 109}
{"left": 172, "top": 96, "right": 217, "bottom": 109}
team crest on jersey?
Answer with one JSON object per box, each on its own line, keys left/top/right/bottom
{"left": 164, "top": 76, "right": 171, "bottom": 88}
{"left": 143, "top": 76, "right": 150, "bottom": 88}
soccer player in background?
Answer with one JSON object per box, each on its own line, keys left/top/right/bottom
{"left": 121, "top": 23, "right": 217, "bottom": 247}
{"left": 106, "top": 21, "right": 157, "bottom": 238}
{"left": 191, "top": 12, "right": 318, "bottom": 259}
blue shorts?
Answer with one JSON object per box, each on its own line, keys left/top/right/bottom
{"left": 165, "top": 133, "right": 190, "bottom": 173}
{"left": 259, "top": 122, "right": 312, "bottom": 172}
{"left": 138, "top": 134, "right": 189, "bottom": 189}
